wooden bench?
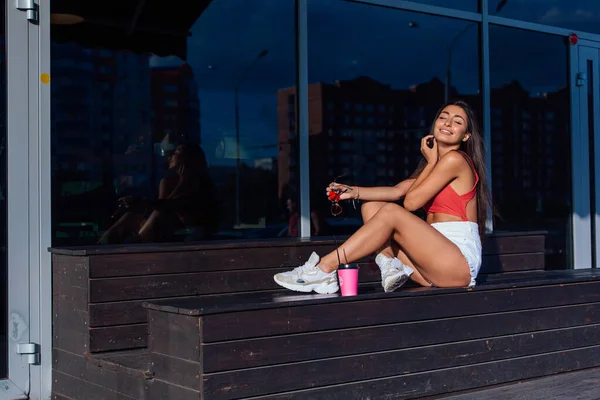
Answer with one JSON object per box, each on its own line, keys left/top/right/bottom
{"left": 51, "top": 268, "right": 600, "bottom": 399}
{"left": 51, "top": 232, "right": 545, "bottom": 354}
{"left": 140, "top": 268, "right": 600, "bottom": 399}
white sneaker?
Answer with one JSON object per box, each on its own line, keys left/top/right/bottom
{"left": 274, "top": 252, "right": 339, "bottom": 294}
{"left": 375, "top": 254, "right": 412, "bottom": 293}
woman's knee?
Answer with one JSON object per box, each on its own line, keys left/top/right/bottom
{"left": 361, "top": 201, "right": 387, "bottom": 221}
{"left": 378, "top": 202, "right": 404, "bottom": 216}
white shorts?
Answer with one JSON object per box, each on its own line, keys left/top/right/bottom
{"left": 430, "top": 221, "right": 482, "bottom": 287}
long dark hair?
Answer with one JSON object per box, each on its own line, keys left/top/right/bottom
{"left": 410, "top": 100, "right": 492, "bottom": 241}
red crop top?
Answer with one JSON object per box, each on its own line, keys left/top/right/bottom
{"left": 422, "top": 151, "right": 479, "bottom": 221}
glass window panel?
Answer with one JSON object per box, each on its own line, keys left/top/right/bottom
{"left": 490, "top": 0, "right": 600, "bottom": 35}
{"left": 0, "top": 0, "right": 6, "bottom": 380}
{"left": 50, "top": 0, "right": 297, "bottom": 245}
{"left": 306, "top": 0, "right": 481, "bottom": 236}
{"left": 489, "top": 25, "right": 571, "bottom": 269}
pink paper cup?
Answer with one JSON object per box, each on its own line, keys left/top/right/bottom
{"left": 337, "top": 264, "right": 359, "bottom": 296}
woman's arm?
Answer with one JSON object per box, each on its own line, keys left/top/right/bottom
{"left": 329, "top": 179, "right": 416, "bottom": 202}
{"left": 355, "top": 179, "right": 416, "bottom": 202}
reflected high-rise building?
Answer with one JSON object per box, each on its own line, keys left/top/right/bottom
{"left": 490, "top": 81, "right": 570, "bottom": 223}
{"left": 277, "top": 76, "right": 450, "bottom": 202}
{"left": 278, "top": 75, "right": 569, "bottom": 225}
{"left": 50, "top": 44, "right": 153, "bottom": 243}
{"left": 150, "top": 63, "right": 201, "bottom": 146}
{"left": 51, "top": 44, "right": 152, "bottom": 192}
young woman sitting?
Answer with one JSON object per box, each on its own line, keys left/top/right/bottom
{"left": 274, "top": 100, "right": 491, "bottom": 293}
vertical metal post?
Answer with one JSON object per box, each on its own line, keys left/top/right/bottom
{"left": 297, "top": 0, "right": 311, "bottom": 237}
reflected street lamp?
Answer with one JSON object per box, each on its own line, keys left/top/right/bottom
{"left": 234, "top": 49, "right": 268, "bottom": 227}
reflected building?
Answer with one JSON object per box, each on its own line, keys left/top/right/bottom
{"left": 51, "top": 44, "right": 153, "bottom": 242}
{"left": 278, "top": 75, "right": 569, "bottom": 226}
{"left": 490, "top": 82, "right": 571, "bottom": 223}
{"left": 277, "top": 76, "right": 452, "bottom": 202}
{"left": 150, "top": 63, "right": 201, "bottom": 146}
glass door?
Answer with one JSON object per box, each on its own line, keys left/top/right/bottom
{"left": 572, "top": 40, "right": 600, "bottom": 269}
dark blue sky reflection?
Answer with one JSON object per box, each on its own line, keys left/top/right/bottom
{"left": 150, "top": 0, "right": 580, "bottom": 165}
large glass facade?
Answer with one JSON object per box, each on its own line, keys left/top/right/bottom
{"left": 489, "top": 26, "right": 571, "bottom": 268}
{"left": 0, "top": 0, "right": 6, "bottom": 379}
{"left": 305, "top": 0, "right": 481, "bottom": 236}
{"left": 50, "top": 1, "right": 297, "bottom": 245}
{"left": 45, "top": 0, "right": 581, "bottom": 271}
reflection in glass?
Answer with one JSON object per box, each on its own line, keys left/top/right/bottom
{"left": 489, "top": 26, "right": 571, "bottom": 269}
{"left": 0, "top": 0, "right": 6, "bottom": 379}
{"left": 50, "top": 1, "right": 297, "bottom": 245}
{"left": 490, "top": 0, "right": 600, "bottom": 35}
{"left": 304, "top": 0, "right": 481, "bottom": 236}
{"left": 409, "top": 0, "right": 478, "bottom": 12}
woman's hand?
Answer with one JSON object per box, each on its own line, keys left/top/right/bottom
{"left": 421, "top": 135, "right": 438, "bottom": 165}
{"left": 325, "top": 182, "right": 356, "bottom": 201}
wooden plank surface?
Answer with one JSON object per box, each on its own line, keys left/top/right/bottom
{"left": 144, "top": 269, "right": 600, "bottom": 318}
{"left": 86, "top": 235, "right": 545, "bottom": 278}
{"left": 201, "top": 280, "right": 600, "bottom": 341}
{"left": 88, "top": 252, "right": 543, "bottom": 303}
{"left": 203, "top": 302, "right": 600, "bottom": 372}
{"left": 50, "top": 232, "right": 546, "bottom": 257}
{"left": 437, "top": 367, "right": 600, "bottom": 400}
{"left": 249, "top": 345, "right": 600, "bottom": 400}
{"left": 148, "top": 311, "right": 200, "bottom": 362}
{"left": 203, "top": 324, "right": 600, "bottom": 399}
{"left": 88, "top": 324, "right": 147, "bottom": 353}
{"left": 53, "top": 254, "right": 90, "bottom": 355}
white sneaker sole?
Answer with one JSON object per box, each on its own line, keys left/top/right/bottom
{"left": 383, "top": 272, "right": 410, "bottom": 293}
{"left": 274, "top": 276, "right": 339, "bottom": 294}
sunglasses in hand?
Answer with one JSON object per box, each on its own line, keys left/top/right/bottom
{"left": 328, "top": 186, "right": 349, "bottom": 216}
{"left": 328, "top": 174, "right": 352, "bottom": 216}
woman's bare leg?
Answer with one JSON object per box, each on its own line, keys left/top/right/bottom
{"left": 137, "top": 211, "right": 162, "bottom": 242}
{"left": 97, "top": 212, "right": 143, "bottom": 244}
{"left": 361, "top": 201, "right": 395, "bottom": 258}
{"left": 319, "top": 203, "right": 471, "bottom": 287}
{"left": 361, "top": 201, "right": 432, "bottom": 287}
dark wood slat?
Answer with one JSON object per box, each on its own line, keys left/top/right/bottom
{"left": 86, "top": 235, "right": 545, "bottom": 278}
{"left": 150, "top": 352, "right": 201, "bottom": 390}
{"left": 88, "top": 246, "right": 331, "bottom": 278}
{"left": 203, "top": 301, "right": 600, "bottom": 372}
{"left": 52, "top": 370, "right": 136, "bottom": 400}
{"left": 252, "top": 345, "right": 600, "bottom": 400}
{"left": 439, "top": 367, "right": 600, "bottom": 400}
{"left": 89, "top": 252, "right": 543, "bottom": 304}
{"left": 93, "top": 272, "right": 599, "bottom": 353}
{"left": 148, "top": 311, "right": 200, "bottom": 361}
{"left": 89, "top": 268, "right": 292, "bottom": 302}
{"left": 145, "top": 381, "right": 201, "bottom": 400}
{"left": 203, "top": 324, "right": 600, "bottom": 399}
{"left": 50, "top": 231, "right": 546, "bottom": 257}
{"left": 88, "top": 324, "right": 147, "bottom": 353}
{"left": 201, "top": 280, "right": 600, "bottom": 341}
{"left": 145, "top": 269, "right": 600, "bottom": 318}
{"left": 480, "top": 252, "right": 544, "bottom": 274}
{"left": 53, "top": 348, "right": 147, "bottom": 399}
{"left": 481, "top": 234, "right": 544, "bottom": 255}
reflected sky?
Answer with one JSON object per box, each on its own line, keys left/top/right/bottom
{"left": 52, "top": 0, "right": 577, "bottom": 166}
{"left": 491, "top": 0, "right": 600, "bottom": 35}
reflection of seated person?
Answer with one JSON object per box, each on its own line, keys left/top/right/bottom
{"left": 286, "top": 198, "right": 327, "bottom": 237}
{"left": 97, "top": 143, "right": 218, "bottom": 244}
